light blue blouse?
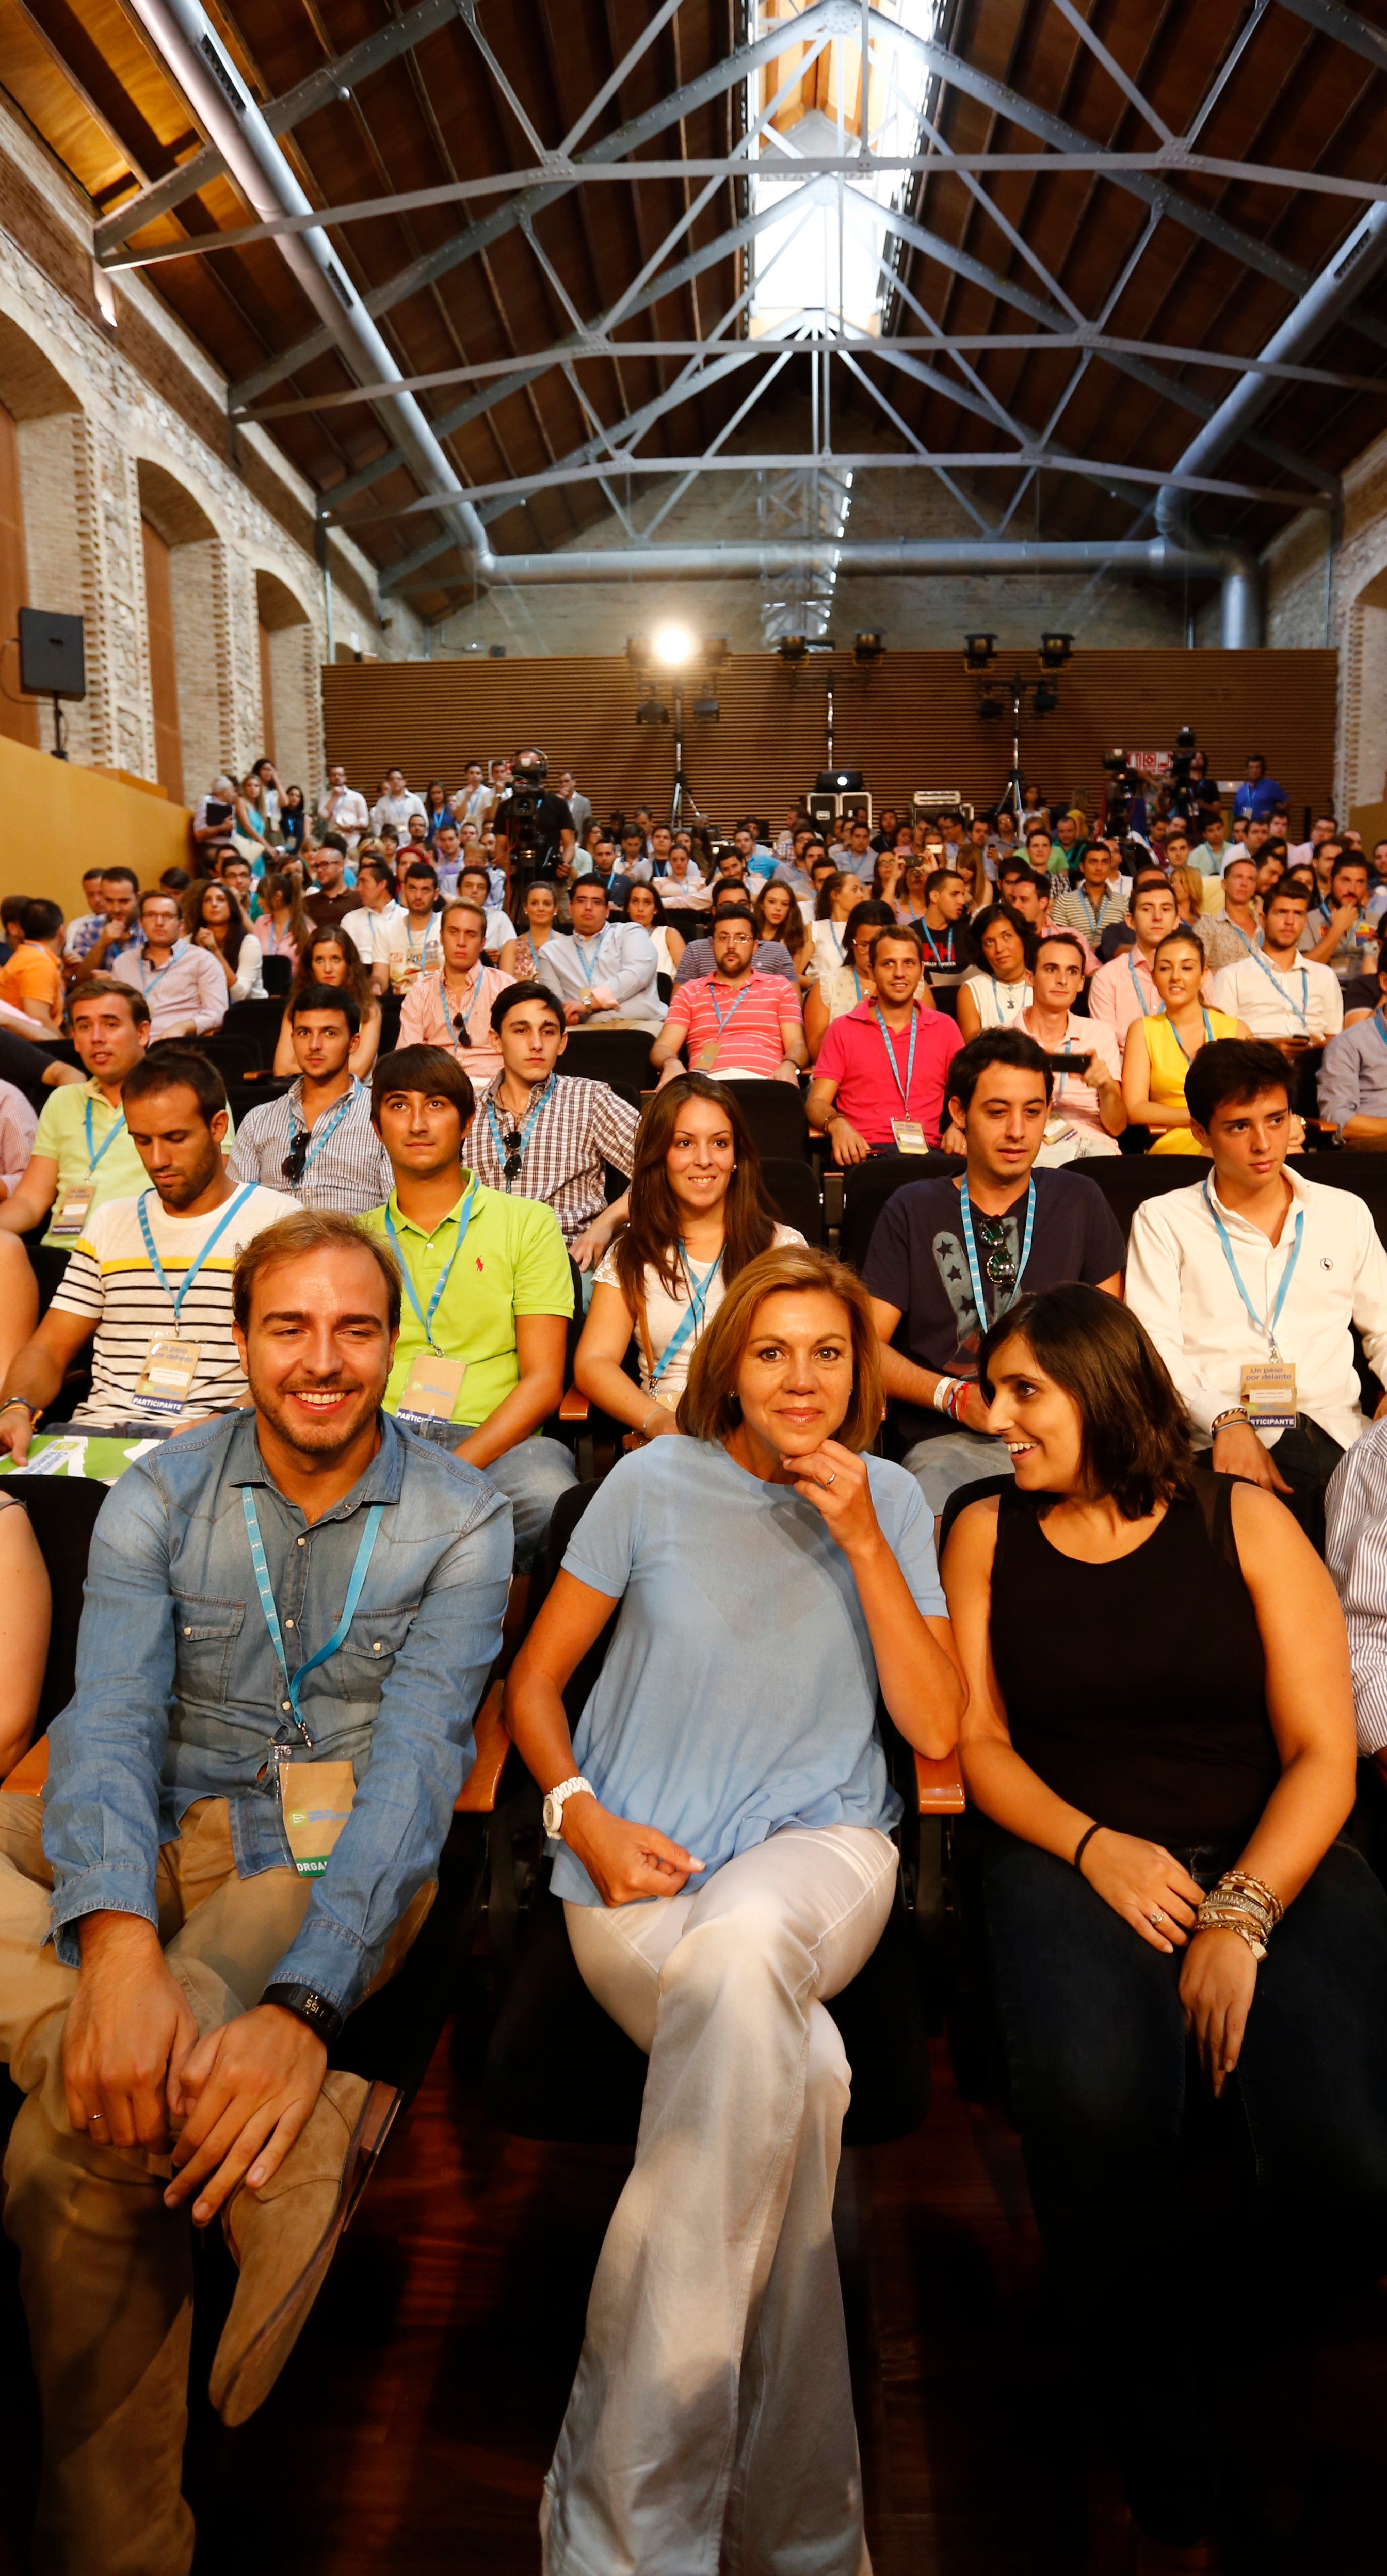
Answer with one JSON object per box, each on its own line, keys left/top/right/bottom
{"left": 551, "top": 1437, "right": 946, "bottom": 1905}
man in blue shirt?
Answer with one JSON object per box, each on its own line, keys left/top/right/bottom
{"left": 1319, "top": 962, "right": 1387, "bottom": 1144}
{"left": 0, "top": 1209, "right": 509, "bottom": 2568}
{"left": 1233, "top": 755, "right": 1288, "bottom": 825}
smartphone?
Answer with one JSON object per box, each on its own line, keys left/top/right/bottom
{"left": 1046, "top": 1048, "right": 1092, "bottom": 1076}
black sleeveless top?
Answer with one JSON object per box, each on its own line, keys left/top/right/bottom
{"left": 988, "top": 1473, "right": 1280, "bottom": 1847}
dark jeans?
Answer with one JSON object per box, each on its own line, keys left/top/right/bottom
{"left": 982, "top": 1826, "right": 1387, "bottom": 2545}
{"left": 1260, "top": 1414, "right": 1343, "bottom": 1554}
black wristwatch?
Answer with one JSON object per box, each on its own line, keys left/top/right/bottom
{"left": 261, "top": 1982, "right": 343, "bottom": 2047}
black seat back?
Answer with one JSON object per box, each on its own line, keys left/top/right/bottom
{"left": 6, "top": 1474, "right": 109, "bottom": 1735}
{"left": 840, "top": 1150, "right": 959, "bottom": 1274}
{"left": 714, "top": 1078, "right": 809, "bottom": 1163}
{"left": 761, "top": 1156, "right": 823, "bottom": 1244}
{"left": 555, "top": 1028, "right": 656, "bottom": 1104}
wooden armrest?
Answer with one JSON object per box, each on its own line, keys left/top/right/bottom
{"left": 3, "top": 1737, "right": 49, "bottom": 1795}
{"left": 455, "top": 1679, "right": 511, "bottom": 1814}
{"left": 558, "top": 1386, "right": 590, "bottom": 1422}
{"left": 915, "top": 1748, "right": 965, "bottom": 1815}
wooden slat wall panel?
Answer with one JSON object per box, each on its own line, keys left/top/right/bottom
{"left": 322, "top": 649, "right": 1339, "bottom": 830}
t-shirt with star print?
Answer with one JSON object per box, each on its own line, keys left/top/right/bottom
{"left": 861, "top": 1167, "right": 1127, "bottom": 1445}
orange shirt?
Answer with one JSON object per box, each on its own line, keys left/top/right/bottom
{"left": 0, "top": 942, "right": 62, "bottom": 1023}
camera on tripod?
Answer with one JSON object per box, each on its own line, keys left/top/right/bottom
{"left": 1100, "top": 747, "right": 1141, "bottom": 836}
{"left": 505, "top": 747, "right": 551, "bottom": 894}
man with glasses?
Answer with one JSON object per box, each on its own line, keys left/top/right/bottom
{"left": 112, "top": 891, "right": 227, "bottom": 1041}
{"left": 862, "top": 1028, "right": 1125, "bottom": 1513}
{"left": 229, "top": 985, "right": 392, "bottom": 1214}
{"left": 533, "top": 876, "right": 663, "bottom": 1030}
{"left": 469, "top": 982, "right": 637, "bottom": 1273}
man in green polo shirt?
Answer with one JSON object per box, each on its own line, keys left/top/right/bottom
{"left": 0, "top": 976, "right": 154, "bottom": 1287}
{"left": 361, "top": 1044, "right": 575, "bottom": 1571}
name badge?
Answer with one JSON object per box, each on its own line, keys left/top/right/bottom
{"left": 892, "top": 1119, "right": 930, "bottom": 1154}
{"left": 694, "top": 1041, "right": 722, "bottom": 1071}
{"left": 396, "top": 1350, "right": 467, "bottom": 1426}
{"left": 1241, "top": 1359, "right": 1297, "bottom": 1429}
{"left": 1043, "top": 1116, "right": 1079, "bottom": 1146}
{"left": 133, "top": 1336, "right": 201, "bottom": 1416}
{"left": 50, "top": 1183, "right": 95, "bottom": 1241}
{"left": 280, "top": 1758, "right": 356, "bottom": 1878}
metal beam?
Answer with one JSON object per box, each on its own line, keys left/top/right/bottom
{"left": 1272, "top": 0, "right": 1387, "bottom": 78}
{"left": 96, "top": 0, "right": 467, "bottom": 254}
{"left": 242, "top": 334, "right": 1387, "bottom": 421}
{"left": 104, "top": 149, "right": 1387, "bottom": 268}
{"left": 332, "top": 452, "right": 1310, "bottom": 526}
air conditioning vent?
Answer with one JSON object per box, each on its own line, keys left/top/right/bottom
{"left": 199, "top": 35, "right": 246, "bottom": 113}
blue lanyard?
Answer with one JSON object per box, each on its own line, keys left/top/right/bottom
{"left": 850, "top": 965, "right": 863, "bottom": 1003}
{"left": 242, "top": 1489, "right": 384, "bottom": 1748}
{"left": 707, "top": 978, "right": 753, "bottom": 1039}
{"left": 384, "top": 1179, "right": 479, "bottom": 1349}
{"left": 1080, "top": 891, "right": 1108, "bottom": 933}
{"left": 1161, "top": 1005, "right": 1214, "bottom": 1065}
{"left": 83, "top": 1098, "right": 125, "bottom": 1173}
{"left": 137, "top": 1184, "right": 255, "bottom": 1327}
{"left": 1203, "top": 1181, "right": 1304, "bottom": 1357}
{"left": 1243, "top": 946, "right": 1309, "bottom": 1030}
{"left": 291, "top": 1082, "right": 359, "bottom": 1177}
{"left": 1126, "top": 952, "right": 1153, "bottom": 1012}
{"left": 958, "top": 1177, "right": 1036, "bottom": 1330}
{"left": 990, "top": 976, "right": 1025, "bottom": 1015}
{"left": 574, "top": 933, "right": 607, "bottom": 984}
{"left": 140, "top": 943, "right": 182, "bottom": 992}
{"left": 873, "top": 1003, "right": 918, "bottom": 1107}
{"left": 484, "top": 1074, "right": 553, "bottom": 1185}
{"left": 652, "top": 1247, "right": 720, "bottom": 1386}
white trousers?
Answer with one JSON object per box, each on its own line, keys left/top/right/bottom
{"left": 543, "top": 1823, "right": 898, "bottom": 2576}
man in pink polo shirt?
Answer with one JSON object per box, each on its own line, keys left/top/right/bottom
{"left": 808, "top": 925, "right": 964, "bottom": 1162}
{"left": 1087, "top": 873, "right": 1204, "bottom": 1044}
{"left": 651, "top": 907, "right": 807, "bottom": 1085}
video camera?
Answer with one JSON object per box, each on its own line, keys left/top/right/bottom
{"left": 1100, "top": 747, "right": 1141, "bottom": 835}
{"left": 505, "top": 747, "right": 551, "bottom": 893}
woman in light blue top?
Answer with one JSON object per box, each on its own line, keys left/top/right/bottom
{"left": 509, "top": 1243, "right": 962, "bottom": 2576}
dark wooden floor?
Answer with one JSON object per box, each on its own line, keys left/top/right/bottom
{"left": 0, "top": 2016, "right": 1382, "bottom": 2573}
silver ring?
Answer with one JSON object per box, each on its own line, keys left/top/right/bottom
{"left": 87, "top": 2113, "right": 107, "bottom": 2128}
{"left": 1150, "top": 1908, "right": 1165, "bottom": 1926}
{"left": 824, "top": 1471, "right": 837, "bottom": 1486}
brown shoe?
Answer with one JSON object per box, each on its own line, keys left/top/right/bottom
{"left": 209, "top": 2072, "right": 400, "bottom": 2428}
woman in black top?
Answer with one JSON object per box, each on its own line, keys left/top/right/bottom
{"left": 943, "top": 1286, "right": 1387, "bottom": 2571}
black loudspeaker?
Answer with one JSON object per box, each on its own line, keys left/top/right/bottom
{"left": 18, "top": 608, "right": 85, "bottom": 700}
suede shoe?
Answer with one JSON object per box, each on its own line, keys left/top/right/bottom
{"left": 209, "top": 2071, "right": 400, "bottom": 2427}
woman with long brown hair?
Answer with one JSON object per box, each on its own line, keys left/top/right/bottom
{"left": 752, "top": 876, "right": 811, "bottom": 983}
{"left": 182, "top": 876, "right": 265, "bottom": 1001}
{"left": 271, "top": 922, "right": 382, "bottom": 1075}
{"left": 574, "top": 1073, "right": 802, "bottom": 1442}
{"left": 252, "top": 868, "right": 312, "bottom": 973}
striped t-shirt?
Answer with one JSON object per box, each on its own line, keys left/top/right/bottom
{"left": 663, "top": 970, "right": 801, "bottom": 1076}
{"left": 52, "top": 1183, "right": 288, "bottom": 1429}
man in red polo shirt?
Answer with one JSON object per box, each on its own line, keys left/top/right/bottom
{"left": 808, "top": 925, "right": 963, "bottom": 1162}
{"left": 651, "top": 906, "right": 807, "bottom": 1085}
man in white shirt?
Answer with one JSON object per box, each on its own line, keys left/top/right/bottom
{"left": 1087, "top": 875, "right": 1186, "bottom": 1043}
{"left": 533, "top": 878, "right": 663, "bottom": 1030}
{"left": 340, "top": 857, "right": 404, "bottom": 995}
{"left": 384, "top": 860, "right": 445, "bottom": 992}
{"left": 458, "top": 862, "right": 515, "bottom": 959}
{"left": 454, "top": 762, "right": 495, "bottom": 834}
{"left": 1211, "top": 882, "right": 1343, "bottom": 1050}
{"left": 1127, "top": 1036, "right": 1387, "bottom": 1547}
{"left": 1326, "top": 1420, "right": 1387, "bottom": 1774}
{"left": 1189, "top": 811, "right": 1231, "bottom": 878}
{"left": 370, "top": 766, "right": 427, "bottom": 839}
{"left": 316, "top": 765, "right": 369, "bottom": 848}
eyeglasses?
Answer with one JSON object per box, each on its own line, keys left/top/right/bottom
{"left": 281, "top": 1130, "right": 309, "bottom": 1186}
{"left": 975, "top": 1218, "right": 1016, "bottom": 1290}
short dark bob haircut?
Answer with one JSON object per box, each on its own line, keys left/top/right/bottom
{"left": 971, "top": 901, "right": 1039, "bottom": 970}
{"left": 370, "top": 1043, "right": 476, "bottom": 1133}
{"left": 978, "top": 1283, "right": 1193, "bottom": 1522}
{"left": 947, "top": 1026, "right": 1053, "bottom": 1117}
{"left": 1184, "top": 1037, "right": 1291, "bottom": 1134}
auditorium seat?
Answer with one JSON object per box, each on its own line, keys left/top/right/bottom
{"left": 222, "top": 997, "right": 285, "bottom": 1067}
{"left": 554, "top": 1027, "right": 656, "bottom": 1104}
{"left": 840, "top": 1149, "right": 960, "bottom": 1273}
{"left": 761, "top": 1156, "right": 824, "bottom": 1244}
{"left": 479, "top": 1482, "right": 953, "bottom": 2148}
{"left": 715, "top": 1077, "right": 810, "bottom": 1163}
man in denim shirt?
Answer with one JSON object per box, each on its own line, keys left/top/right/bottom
{"left": 0, "top": 1209, "right": 510, "bottom": 2574}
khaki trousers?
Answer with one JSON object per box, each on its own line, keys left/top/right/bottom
{"left": 0, "top": 1795, "right": 313, "bottom": 2576}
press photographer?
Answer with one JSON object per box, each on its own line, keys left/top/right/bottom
{"left": 491, "top": 748, "right": 576, "bottom": 896}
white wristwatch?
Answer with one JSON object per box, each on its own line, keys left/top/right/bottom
{"left": 543, "top": 1775, "right": 595, "bottom": 1840}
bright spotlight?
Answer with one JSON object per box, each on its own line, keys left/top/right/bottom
{"left": 652, "top": 624, "right": 695, "bottom": 667}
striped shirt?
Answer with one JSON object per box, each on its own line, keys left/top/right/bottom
{"left": 51, "top": 1182, "right": 287, "bottom": 1429}
{"left": 112, "top": 939, "right": 227, "bottom": 1038}
{"left": 663, "top": 970, "right": 801, "bottom": 1076}
{"left": 470, "top": 1070, "right": 638, "bottom": 1242}
{"left": 228, "top": 1077, "right": 394, "bottom": 1214}
{"left": 1327, "top": 1422, "right": 1387, "bottom": 1755}
{"left": 399, "top": 965, "right": 514, "bottom": 1088}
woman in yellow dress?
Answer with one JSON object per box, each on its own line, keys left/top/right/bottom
{"left": 1120, "top": 927, "right": 1246, "bottom": 1153}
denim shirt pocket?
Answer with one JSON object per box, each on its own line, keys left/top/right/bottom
{"left": 328, "top": 1602, "right": 421, "bottom": 1701}
{"left": 172, "top": 1595, "right": 246, "bottom": 1706}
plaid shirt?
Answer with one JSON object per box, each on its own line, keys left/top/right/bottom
{"left": 228, "top": 1076, "right": 394, "bottom": 1214}
{"left": 469, "top": 1070, "right": 639, "bottom": 1242}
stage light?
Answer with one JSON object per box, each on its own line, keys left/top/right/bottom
{"left": 964, "top": 633, "right": 997, "bottom": 673}
{"left": 1038, "top": 631, "right": 1073, "bottom": 670}
{"left": 693, "top": 694, "right": 720, "bottom": 721}
{"left": 852, "top": 630, "right": 884, "bottom": 667}
{"left": 1033, "top": 680, "right": 1060, "bottom": 715}
{"left": 778, "top": 635, "right": 808, "bottom": 665}
{"left": 653, "top": 624, "right": 695, "bottom": 667}
{"left": 978, "top": 688, "right": 1003, "bottom": 720}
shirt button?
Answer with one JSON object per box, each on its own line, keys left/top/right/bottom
{"left": 285, "top": 1618, "right": 295, "bottom": 1629}
{"left": 281, "top": 1700, "right": 291, "bottom": 1712}
{"left": 297, "top": 1537, "right": 306, "bottom": 1547}
{"left": 183, "top": 1625, "right": 191, "bottom": 1635}
{"left": 372, "top": 1640, "right": 382, "bottom": 1652}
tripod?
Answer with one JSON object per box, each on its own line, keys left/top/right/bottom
{"left": 669, "top": 689, "right": 708, "bottom": 829}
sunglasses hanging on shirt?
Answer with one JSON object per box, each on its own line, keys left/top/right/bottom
{"left": 976, "top": 1217, "right": 1017, "bottom": 1290}
{"left": 281, "top": 1130, "right": 309, "bottom": 1186}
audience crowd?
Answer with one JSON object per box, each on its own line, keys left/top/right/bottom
{"left": 0, "top": 741, "right": 1384, "bottom": 2576}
